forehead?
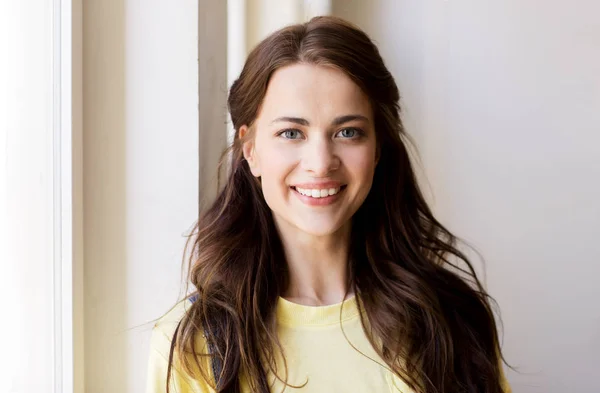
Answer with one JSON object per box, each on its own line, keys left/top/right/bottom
{"left": 256, "top": 63, "right": 372, "bottom": 124}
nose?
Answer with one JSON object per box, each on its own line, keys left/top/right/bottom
{"left": 300, "top": 137, "right": 340, "bottom": 176}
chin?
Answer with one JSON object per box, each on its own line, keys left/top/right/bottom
{"left": 295, "top": 219, "right": 347, "bottom": 238}
{"left": 271, "top": 210, "right": 351, "bottom": 238}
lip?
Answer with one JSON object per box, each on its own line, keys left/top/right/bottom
{"left": 291, "top": 185, "right": 346, "bottom": 206}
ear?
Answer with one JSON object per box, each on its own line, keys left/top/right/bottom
{"left": 240, "top": 125, "right": 261, "bottom": 177}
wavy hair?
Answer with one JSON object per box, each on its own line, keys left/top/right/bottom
{"left": 168, "top": 16, "right": 506, "bottom": 393}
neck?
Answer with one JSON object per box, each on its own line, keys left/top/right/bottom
{"left": 276, "top": 220, "right": 353, "bottom": 306}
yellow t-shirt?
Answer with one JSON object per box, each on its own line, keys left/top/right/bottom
{"left": 145, "top": 296, "right": 511, "bottom": 393}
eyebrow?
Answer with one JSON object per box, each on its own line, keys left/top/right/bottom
{"left": 270, "top": 114, "right": 369, "bottom": 127}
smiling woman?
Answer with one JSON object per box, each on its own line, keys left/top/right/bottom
{"left": 146, "top": 16, "right": 511, "bottom": 393}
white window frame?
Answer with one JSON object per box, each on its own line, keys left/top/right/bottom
{"left": 53, "top": 1, "right": 83, "bottom": 392}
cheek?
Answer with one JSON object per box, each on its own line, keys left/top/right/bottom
{"left": 260, "top": 146, "right": 296, "bottom": 180}
{"left": 255, "top": 144, "right": 297, "bottom": 201}
{"left": 343, "top": 145, "right": 377, "bottom": 183}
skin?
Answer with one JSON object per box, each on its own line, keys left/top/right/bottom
{"left": 241, "top": 63, "right": 378, "bottom": 306}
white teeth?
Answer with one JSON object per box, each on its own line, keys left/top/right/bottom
{"left": 295, "top": 187, "right": 341, "bottom": 198}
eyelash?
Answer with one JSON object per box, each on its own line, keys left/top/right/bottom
{"left": 276, "top": 127, "right": 365, "bottom": 140}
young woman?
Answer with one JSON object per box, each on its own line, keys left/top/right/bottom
{"left": 146, "top": 16, "right": 511, "bottom": 393}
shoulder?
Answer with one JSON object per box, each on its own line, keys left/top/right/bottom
{"left": 146, "top": 299, "right": 214, "bottom": 393}
{"left": 150, "top": 300, "right": 191, "bottom": 359}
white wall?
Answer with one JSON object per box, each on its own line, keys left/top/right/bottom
{"left": 2, "top": 1, "right": 84, "bottom": 392}
{"left": 83, "top": 0, "right": 203, "bottom": 391}
{"left": 333, "top": 1, "right": 600, "bottom": 393}
{"left": 0, "top": 1, "right": 55, "bottom": 391}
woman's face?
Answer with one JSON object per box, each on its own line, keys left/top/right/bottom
{"left": 241, "top": 63, "right": 378, "bottom": 238}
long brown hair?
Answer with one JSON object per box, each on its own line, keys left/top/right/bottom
{"left": 169, "top": 16, "right": 506, "bottom": 393}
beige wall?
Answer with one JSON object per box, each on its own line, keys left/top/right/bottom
{"left": 82, "top": 0, "right": 212, "bottom": 391}
{"left": 333, "top": 1, "right": 600, "bottom": 392}
{"left": 73, "top": 0, "right": 86, "bottom": 390}
{"left": 244, "top": 0, "right": 331, "bottom": 53}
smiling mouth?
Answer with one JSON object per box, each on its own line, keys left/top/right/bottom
{"left": 290, "top": 185, "right": 347, "bottom": 198}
